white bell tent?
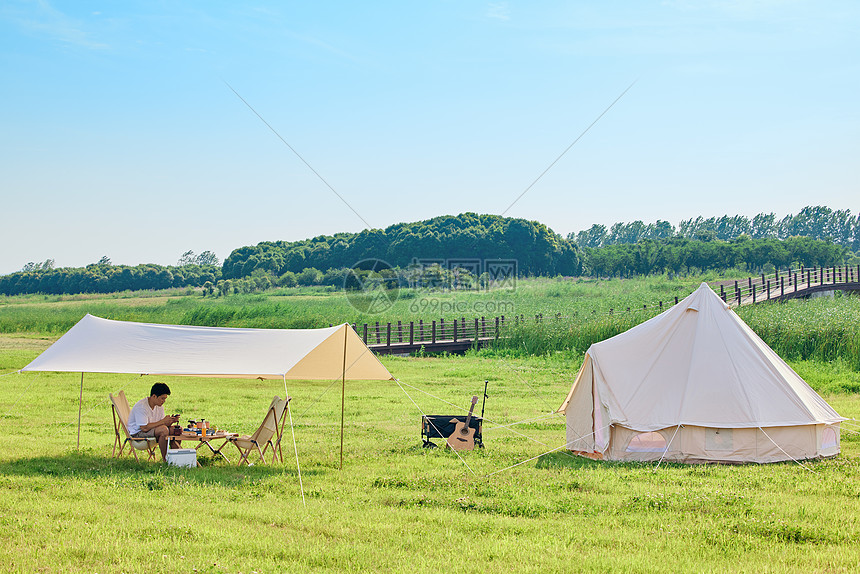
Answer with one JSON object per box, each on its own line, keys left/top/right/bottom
{"left": 558, "top": 283, "right": 844, "bottom": 464}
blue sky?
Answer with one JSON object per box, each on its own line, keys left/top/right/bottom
{"left": 2, "top": 1, "right": 858, "bottom": 274}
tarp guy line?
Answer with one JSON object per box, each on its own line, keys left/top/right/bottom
{"left": 393, "top": 378, "right": 475, "bottom": 475}
{"left": 283, "top": 375, "right": 305, "bottom": 507}
{"left": 394, "top": 378, "right": 565, "bottom": 450}
{"left": 483, "top": 411, "right": 559, "bottom": 433}
{"left": 3, "top": 371, "right": 40, "bottom": 418}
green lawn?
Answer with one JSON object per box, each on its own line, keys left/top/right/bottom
{"left": 1, "top": 333, "right": 859, "bottom": 573}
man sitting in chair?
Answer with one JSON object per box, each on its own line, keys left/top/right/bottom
{"left": 128, "top": 382, "right": 180, "bottom": 461}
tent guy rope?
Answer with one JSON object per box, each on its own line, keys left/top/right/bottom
{"left": 3, "top": 370, "right": 40, "bottom": 418}
{"left": 283, "top": 375, "right": 306, "bottom": 507}
{"left": 393, "top": 378, "right": 476, "bottom": 475}
{"left": 482, "top": 411, "right": 560, "bottom": 432}
{"left": 758, "top": 427, "right": 818, "bottom": 474}
{"left": 654, "top": 424, "right": 682, "bottom": 471}
{"left": 483, "top": 423, "right": 613, "bottom": 478}
{"left": 393, "top": 378, "right": 566, "bottom": 449}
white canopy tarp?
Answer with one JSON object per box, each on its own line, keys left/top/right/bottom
{"left": 21, "top": 314, "right": 394, "bottom": 470}
{"left": 559, "top": 283, "right": 844, "bottom": 463}
{"left": 21, "top": 314, "right": 394, "bottom": 381}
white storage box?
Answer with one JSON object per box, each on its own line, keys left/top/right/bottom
{"left": 166, "top": 448, "right": 197, "bottom": 468}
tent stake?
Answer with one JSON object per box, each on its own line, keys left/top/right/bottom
{"left": 340, "top": 325, "right": 347, "bottom": 470}
{"left": 77, "top": 372, "right": 84, "bottom": 450}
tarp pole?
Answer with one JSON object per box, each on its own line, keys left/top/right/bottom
{"left": 340, "top": 325, "right": 347, "bottom": 470}
{"left": 77, "top": 372, "right": 84, "bottom": 449}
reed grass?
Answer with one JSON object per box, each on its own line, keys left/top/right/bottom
{"left": 0, "top": 275, "right": 719, "bottom": 333}
{"left": 4, "top": 276, "right": 859, "bottom": 370}
{"left": 492, "top": 312, "right": 652, "bottom": 356}
{"left": 736, "top": 294, "right": 860, "bottom": 370}
{"left": 4, "top": 275, "right": 860, "bottom": 376}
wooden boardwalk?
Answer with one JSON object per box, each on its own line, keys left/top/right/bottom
{"left": 720, "top": 265, "right": 860, "bottom": 307}
{"left": 361, "top": 317, "right": 503, "bottom": 355}
{"left": 359, "top": 265, "right": 859, "bottom": 355}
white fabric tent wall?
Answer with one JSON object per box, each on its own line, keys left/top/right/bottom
{"left": 21, "top": 314, "right": 394, "bottom": 467}
{"left": 559, "top": 284, "right": 844, "bottom": 463}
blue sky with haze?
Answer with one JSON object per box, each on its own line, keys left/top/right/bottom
{"left": 1, "top": 1, "right": 857, "bottom": 274}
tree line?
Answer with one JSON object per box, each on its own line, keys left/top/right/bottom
{"left": 0, "top": 262, "right": 222, "bottom": 296}
{"left": 1, "top": 208, "right": 855, "bottom": 296}
{"left": 221, "top": 213, "right": 580, "bottom": 279}
{"left": 571, "top": 206, "right": 860, "bottom": 250}
{"left": 584, "top": 236, "right": 847, "bottom": 279}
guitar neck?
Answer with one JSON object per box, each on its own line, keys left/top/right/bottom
{"left": 464, "top": 396, "right": 478, "bottom": 427}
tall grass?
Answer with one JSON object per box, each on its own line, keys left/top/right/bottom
{"left": 736, "top": 294, "right": 860, "bottom": 370}
{"left": 0, "top": 275, "right": 715, "bottom": 334}
{"left": 3, "top": 276, "right": 859, "bottom": 370}
{"left": 492, "top": 292, "right": 860, "bottom": 370}
{"left": 493, "top": 312, "right": 655, "bottom": 356}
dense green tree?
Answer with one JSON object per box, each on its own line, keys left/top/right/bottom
{"left": 571, "top": 224, "right": 607, "bottom": 248}
{"left": 277, "top": 271, "right": 297, "bottom": 288}
{"left": 297, "top": 267, "right": 323, "bottom": 286}
{"left": 196, "top": 250, "right": 220, "bottom": 266}
{"left": 221, "top": 213, "right": 583, "bottom": 280}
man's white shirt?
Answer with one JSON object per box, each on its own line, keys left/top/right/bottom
{"left": 128, "top": 397, "right": 165, "bottom": 435}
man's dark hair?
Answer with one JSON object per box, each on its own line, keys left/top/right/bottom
{"left": 150, "top": 382, "right": 171, "bottom": 397}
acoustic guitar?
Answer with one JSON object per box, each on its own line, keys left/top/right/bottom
{"left": 447, "top": 396, "right": 479, "bottom": 451}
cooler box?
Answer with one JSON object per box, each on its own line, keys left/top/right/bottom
{"left": 166, "top": 448, "right": 197, "bottom": 468}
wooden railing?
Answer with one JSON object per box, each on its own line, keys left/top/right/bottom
{"left": 353, "top": 265, "right": 860, "bottom": 354}
{"left": 718, "top": 265, "right": 860, "bottom": 306}
{"left": 357, "top": 316, "right": 504, "bottom": 354}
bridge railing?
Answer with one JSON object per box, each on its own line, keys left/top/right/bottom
{"left": 355, "top": 316, "right": 507, "bottom": 348}
{"left": 348, "top": 264, "right": 859, "bottom": 352}
{"left": 719, "top": 264, "right": 860, "bottom": 305}
{"left": 356, "top": 303, "right": 678, "bottom": 349}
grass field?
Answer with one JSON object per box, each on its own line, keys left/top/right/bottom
{"left": 1, "top": 279, "right": 859, "bottom": 572}
{"left": 2, "top": 343, "right": 860, "bottom": 571}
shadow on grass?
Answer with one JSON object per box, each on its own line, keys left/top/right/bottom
{"left": 535, "top": 451, "right": 606, "bottom": 470}
{"left": 535, "top": 450, "right": 837, "bottom": 471}
{"left": 535, "top": 451, "right": 695, "bottom": 471}
{"left": 0, "top": 450, "right": 325, "bottom": 487}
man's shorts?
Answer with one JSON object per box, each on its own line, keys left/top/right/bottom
{"left": 132, "top": 429, "right": 157, "bottom": 438}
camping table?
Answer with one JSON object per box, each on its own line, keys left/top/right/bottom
{"left": 175, "top": 432, "right": 239, "bottom": 464}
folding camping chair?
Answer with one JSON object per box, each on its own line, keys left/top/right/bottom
{"left": 221, "top": 395, "right": 290, "bottom": 466}
{"left": 109, "top": 390, "right": 157, "bottom": 462}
